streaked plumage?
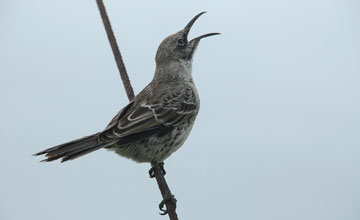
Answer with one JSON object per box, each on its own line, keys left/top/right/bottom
{"left": 34, "top": 12, "right": 219, "bottom": 163}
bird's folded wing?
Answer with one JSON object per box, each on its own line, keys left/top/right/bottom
{"left": 99, "top": 86, "right": 198, "bottom": 143}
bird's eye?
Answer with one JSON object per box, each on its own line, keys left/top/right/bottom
{"left": 177, "top": 38, "right": 185, "bottom": 46}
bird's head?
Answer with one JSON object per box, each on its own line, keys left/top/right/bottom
{"left": 155, "top": 12, "right": 220, "bottom": 66}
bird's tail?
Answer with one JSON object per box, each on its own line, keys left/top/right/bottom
{"left": 34, "top": 132, "right": 111, "bottom": 162}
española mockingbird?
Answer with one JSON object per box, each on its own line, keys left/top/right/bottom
{"left": 35, "top": 12, "right": 219, "bottom": 167}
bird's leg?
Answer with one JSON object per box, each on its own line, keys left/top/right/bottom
{"left": 159, "top": 193, "right": 177, "bottom": 215}
{"left": 158, "top": 161, "right": 166, "bottom": 176}
{"left": 149, "top": 161, "right": 177, "bottom": 215}
{"left": 149, "top": 161, "right": 166, "bottom": 178}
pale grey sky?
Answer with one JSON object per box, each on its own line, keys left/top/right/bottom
{"left": 1, "top": 0, "right": 360, "bottom": 220}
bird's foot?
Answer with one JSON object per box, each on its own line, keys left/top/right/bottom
{"left": 159, "top": 193, "right": 177, "bottom": 215}
{"left": 149, "top": 161, "right": 166, "bottom": 178}
{"left": 158, "top": 162, "right": 166, "bottom": 176}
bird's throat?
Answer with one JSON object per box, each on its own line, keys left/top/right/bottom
{"left": 154, "top": 60, "right": 193, "bottom": 83}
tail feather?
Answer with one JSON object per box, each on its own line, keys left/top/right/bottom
{"left": 61, "top": 144, "right": 110, "bottom": 162}
{"left": 34, "top": 132, "right": 109, "bottom": 162}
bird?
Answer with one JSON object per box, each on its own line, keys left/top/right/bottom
{"left": 34, "top": 12, "right": 219, "bottom": 166}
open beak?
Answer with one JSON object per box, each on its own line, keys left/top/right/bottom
{"left": 183, "top": 12, "right": 220, "bottom": 44}
{"left": 182, "top": 12, "right": 220, "bottom": 59}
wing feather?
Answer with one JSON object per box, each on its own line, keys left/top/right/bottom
{"left": 98, "top": 84, "right": 199, "bottom": 144}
